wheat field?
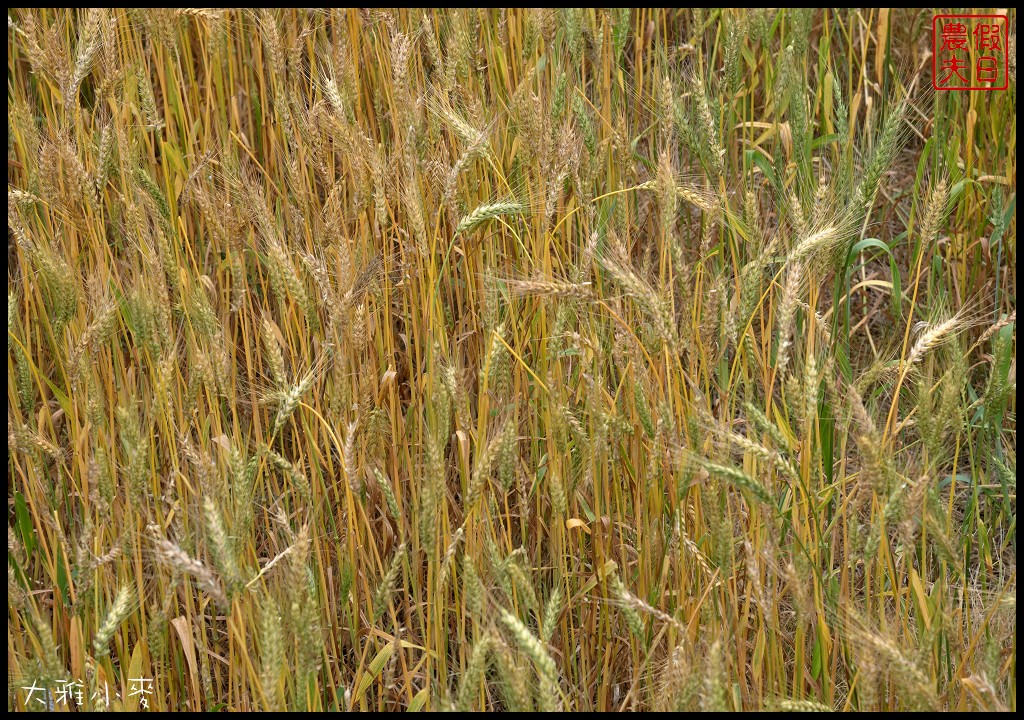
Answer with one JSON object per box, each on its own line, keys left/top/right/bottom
{"left": 6, "top": 8, "right": 1016, "bottom": 712}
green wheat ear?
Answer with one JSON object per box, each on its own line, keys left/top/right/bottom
{"left": 455, "top": 201, "right": 524, "bottom": 235}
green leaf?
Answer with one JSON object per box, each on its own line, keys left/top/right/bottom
{"left": 55, "top": 543, "right": 71, "bottom": 609}
{"left": 407, "top": 688, "right": 429, "bottom": 712}
{"left": 747, "top": 148, "right": 778, "bottom": 188}
{"left": 811, "top": 631, "right": 823, "bottom": 680}
{"left": 847, "top": 238, "right": 902, "bottom": 320}
{"left": 352, "top": 643, "right": 395, "bottom": 706}
{"left": 15, "top": 490, "right": 36, "bottom": 556}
